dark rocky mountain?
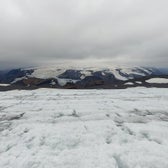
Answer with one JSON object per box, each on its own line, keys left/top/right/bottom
{"left": 0, "top": 66, "right": 168, "bottom": 90}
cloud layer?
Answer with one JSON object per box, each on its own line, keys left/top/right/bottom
{"left": 0, "top": 0, "right": 168, "bottom": 67}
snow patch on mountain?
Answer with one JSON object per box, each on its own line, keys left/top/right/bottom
{"left": 30, "top": 66, "right": 154, "bottom": 81}
{"left": 56, "top": 78, "right": 79, "bottom": 86}
{"left": 146, "top": 78, "right": 168, "bottom": 84}
{"left": 31, "top": 67, "right": 65, "bottom": 79}
{"left": 0, "top": 84, "right": 10, "bottom": 86}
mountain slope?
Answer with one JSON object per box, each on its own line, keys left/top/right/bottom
{"left": 0, "top": 66, "right": 168, "bottom": 90}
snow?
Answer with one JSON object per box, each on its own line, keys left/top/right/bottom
{"left": 124, "top": 82, "right": 134, "bottom": 85}
{"left": 30, "top": 66, "right": 152, "bottom": 82}
{"left": 120, "top": 67, "right": 152, "bottom": 77}
{"left": 11, "top": 77, "right": 27, "bottom": 84}
{"left": 31, "top": 67, "right": 66, "bottom": 79}
{"left": 146, "top": 78, "right": 168, "bottom": 84}
{"left": 0, "top": 84, "right": 10, "bottom": 86}
{"left": 0, "top": 88, "right": 168, "bottom": 168}
{"left": 136, "top": 81, "right": 142, "bottom": 84}
{"left": 50, "top": 80, "right": 56, "bottom": 86}
{"left": 56, "top": 78, "right": 78, "bottom": 86}
{"left": 80, "top": 70, "right": 92, "bottom": 77}
{"left": 110, "top": 69, "right": 128, "bottom": 81}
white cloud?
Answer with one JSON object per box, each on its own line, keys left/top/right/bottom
{"left": 0, "top": 0, "right": 168, "bottom": 67}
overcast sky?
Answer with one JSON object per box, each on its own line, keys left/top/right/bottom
{"left": 0, "top": 0, "right": 168, "bottom": 68}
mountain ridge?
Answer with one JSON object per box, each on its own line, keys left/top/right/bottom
{"left": 0, "top": 66, "right": 168, "bottom": 90}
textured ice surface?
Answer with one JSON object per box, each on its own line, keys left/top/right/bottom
{"left": 0, "top": 88, "right": 168, "bottom": 168}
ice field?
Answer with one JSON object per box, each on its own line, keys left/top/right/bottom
{"left": 0, "top": 88, "right": 168, "bottom": 168}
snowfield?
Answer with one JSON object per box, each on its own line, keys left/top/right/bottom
{"left": 0, "top": 88, "right": 168, "bottom": 168}
{"left": 146, "top": 78, "right": 168, "bottom": 84}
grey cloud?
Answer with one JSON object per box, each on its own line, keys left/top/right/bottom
{"left": 0, "top": 0, "right": 168, "bottom": 67}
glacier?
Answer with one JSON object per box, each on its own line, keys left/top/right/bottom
{"left": 0, "top": 88, "right": 168, "bottom": 168}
